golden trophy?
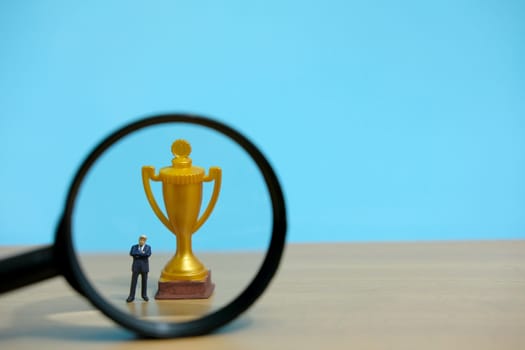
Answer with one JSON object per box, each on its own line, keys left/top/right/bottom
{"left": 142, "top": 139, "right": 221, "bottom": 299}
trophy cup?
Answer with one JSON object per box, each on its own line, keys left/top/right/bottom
{"left": 142, "top": 139, "right": 221, "bottom": 299}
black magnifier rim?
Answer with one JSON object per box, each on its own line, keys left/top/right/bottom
{"left": 58, "top": 114, "right": 287, "bottom": 338}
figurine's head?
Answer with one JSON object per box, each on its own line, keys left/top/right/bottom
{"left": 139, "top": 234, "right": 147, "bottom": 246}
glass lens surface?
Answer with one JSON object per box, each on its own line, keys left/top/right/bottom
{"left": 72, "top": 122, "right": 272, "bottom": 323}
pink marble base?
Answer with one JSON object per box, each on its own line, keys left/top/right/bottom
{"left": 155, "top": 271, "right": 214, "bottom": 300}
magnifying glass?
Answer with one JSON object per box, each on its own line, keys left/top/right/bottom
{"left": 0, "top": 114, "right": 287, "bottom": 338}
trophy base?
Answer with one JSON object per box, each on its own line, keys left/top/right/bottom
{"left": 155, "top": 270, "right": 214, "bottom": 300}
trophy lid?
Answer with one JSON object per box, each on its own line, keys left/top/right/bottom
{"left": 159, "top": 139, "right": 205, "bottom": 184}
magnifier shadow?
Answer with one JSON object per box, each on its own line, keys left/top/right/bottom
{"left": 0, "top": 283, "right": 133, "bottom": 342}
{"left": 0, "top": 280, "right": 252, "bottom": 343}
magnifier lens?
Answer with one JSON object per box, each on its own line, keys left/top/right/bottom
{"left": 72, "top": 121, "right": 272, "bottom": 324}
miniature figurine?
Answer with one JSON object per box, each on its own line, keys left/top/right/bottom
{"left": 126, "top": 234, "right": 151, "bottom": 302}
{"left": 142, "top": 139, "right": 221, "bottom": 299}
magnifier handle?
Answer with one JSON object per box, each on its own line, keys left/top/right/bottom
{"left": 0, "top": 245, "right": 59, "bottom": 294}
{"left": 193, "top": 166, "right": 222, "bottom": 233}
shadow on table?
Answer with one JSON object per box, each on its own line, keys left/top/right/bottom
{"left": 0, "top": 294, "right": 252, "bottom": 342}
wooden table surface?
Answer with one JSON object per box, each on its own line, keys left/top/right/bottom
{"left": 1, "top": 240, "right": 524, "bottom": 350}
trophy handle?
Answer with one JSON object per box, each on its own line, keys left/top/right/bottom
{"left": 192, "top": 166, "right": 222, "bottom": 233}
{"left": 142, "top": 166, "right": 173, "bottom": 233}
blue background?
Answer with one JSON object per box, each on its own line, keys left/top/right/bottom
{"left": 1, "top": 1, "right": 524, "bottom": 249}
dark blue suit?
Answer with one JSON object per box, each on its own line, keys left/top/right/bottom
{"left": 128, "top": 244, "right": 151, "bottom": 300}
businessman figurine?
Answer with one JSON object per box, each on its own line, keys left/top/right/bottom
{"left": 126, "top": 234, "right": 151, "bottom": 302}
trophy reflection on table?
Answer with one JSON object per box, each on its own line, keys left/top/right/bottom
{"left": 142, "top": 139, "right": 221, "bottom": 299}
